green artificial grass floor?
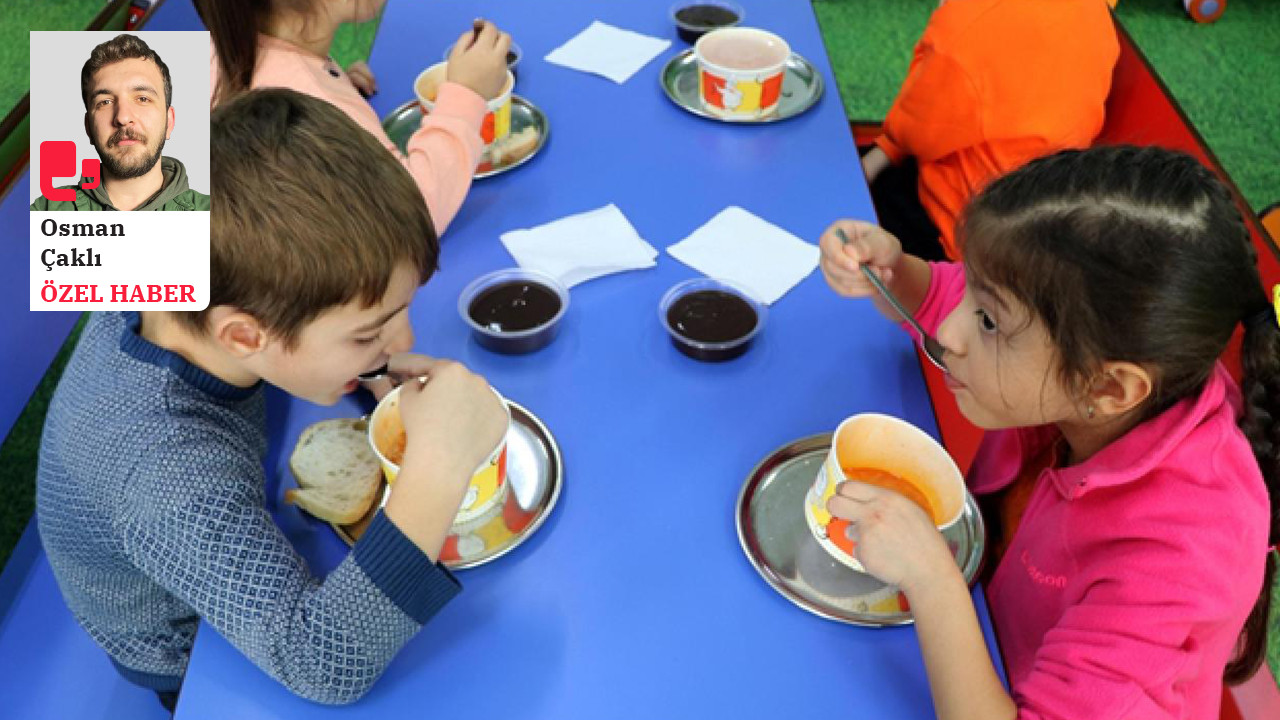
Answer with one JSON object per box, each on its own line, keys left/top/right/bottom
{"left": 1, "top": 0, "right": 1277, "bottom": 689}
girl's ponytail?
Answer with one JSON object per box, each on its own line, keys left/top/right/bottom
{"left": 1226, "top": 306, "right": 1280, "bottom": 684}
{"left": 195, "top": 0, "right": 269, "bottom": 106}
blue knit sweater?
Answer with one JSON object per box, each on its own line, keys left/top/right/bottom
{"left": 36, "top": 312, "right": 460, "bottom": 704}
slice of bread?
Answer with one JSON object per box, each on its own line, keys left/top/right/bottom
{"left": 285, "top": 418, "right": 383, "bottom": 524}
{"left": 487, "top": 126, "right": 539, "bottom": 166}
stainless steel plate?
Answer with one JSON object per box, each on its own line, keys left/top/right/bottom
{"left": 381, "top": 95, "right": 549, "bottom": 179}
{"left": 660, "top": 49, "right": 824, "bottom": 123}
{"left": 334, "top": 400, "right": 563, "bottom": 570}
{"left": 737, "top": 434, "right": 985, "bottom": 626}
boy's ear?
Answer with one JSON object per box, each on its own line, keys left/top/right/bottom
{"left": 1089, "top": 362, "right": 1152, "bottom": 419}
{"left": 166, "top": 106, "right": 176, "bottom": 140}
{"left": 207, "top": 307, "right": 268, "bottom": 358}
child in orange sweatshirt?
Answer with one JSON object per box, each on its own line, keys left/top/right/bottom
{"left": 864, "top": 0, "right": 1119, "bottom": 260}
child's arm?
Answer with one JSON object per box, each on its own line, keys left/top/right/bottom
{"left": 819, "top": 219, "right": 933, "bottom": 321}
{"left": 382, "top": 357, "right": 509, "bottom": 559}
{"left": 115, "top": 363, "right": 502, "bottom": 704}
{"left": 909, "top": 564, "right": 1018, "bottom": 720}
{"left": 119, "top": 445, "right": 454, "bottom": 704}
{"left": 400, "top": 21, "right": 511, "bottom": 233}
{"left": 402, "top": 86, "right": 486, "bottom": 233}
{"left": 828, "top": 482, "right": 1017, "bottom": 720}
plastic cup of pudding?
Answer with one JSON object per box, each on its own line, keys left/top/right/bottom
{"left": 670, "top": 1, "right": 745, "bottom": 43}
{"left": 459, "top": 268, "right": 569, "bottom": 354}
{"left": 369, "top": 383, "right": 512, "bottom": 525}
{"left": 804, "top": 413, "right": 966, "bottom": 573}
{"left": 659, "top": 277, "right": 766, "bottom": 362}
{"left": 693, "top": 27, "right": 790, "bottom": 119}
{"left": 415, "top": 62, "right": 515, "bottom": 146}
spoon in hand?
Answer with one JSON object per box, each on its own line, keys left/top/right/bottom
{"left": 836, "top": 227, "right": 948, "bottom": 373}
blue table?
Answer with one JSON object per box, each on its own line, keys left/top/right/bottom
{"left": 163, "top": 0, "right": 1003, "bottom": 716}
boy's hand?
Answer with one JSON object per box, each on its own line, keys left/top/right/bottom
{"left": 346, "top": 60, "right": 377, "bottom": 97}
{"left": 381, "top": 358, "right": 507, "bottom": 560}
{"left": 826, "top": 481, "right": 954, "bottom": 593}
{"left": 396, "top": 358, "right": 507, "bottom": 481}
{"left": 446, "top": 19, "right": 512, "bottom": 101}
{"left": 818, "top": 220, "right": 904, "bottom": 299}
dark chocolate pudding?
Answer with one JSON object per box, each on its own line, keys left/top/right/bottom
{"left": 467, "top": 280, "right": 563, "bottom": 354}
{"left": 675, "top": 4, "right": 740, "bottom": 43}
{"left": 666, "top": 289, "right": 758, "bottom": 361}
{"left": 469, "top": 281, "right": 560, "bottom": 331}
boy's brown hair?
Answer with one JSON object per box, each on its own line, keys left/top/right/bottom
{"left": 179, "top": 88, "right": 437, "bottom": 348}
{"left": 81, "top": 34, "right": 173, "bottom": 108}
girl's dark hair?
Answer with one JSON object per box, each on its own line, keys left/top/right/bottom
{"left": 959, "top": 145, "right": 1278, "bottom": 684}
{"left": 195, "top": 0, "right": 312, "bottom": 106}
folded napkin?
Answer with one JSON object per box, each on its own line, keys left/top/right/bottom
{"left": 666, "top": 207, "right": 820, "bottom": 305}
{"left": 500, "top": 204, "right": 658, "bottom": 288}
{"left": 544, "top": 21, "right": 672, "bottom": 84}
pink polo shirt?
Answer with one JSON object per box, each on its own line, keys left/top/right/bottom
{"left": 913, "top": 262, "right": 1271, "bottom": 719}
{"left": 211, "top": 35, "right": 486, "bottom": 234}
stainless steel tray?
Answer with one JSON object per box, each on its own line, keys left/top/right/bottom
{"left": 660, "top": 49, "right": 824, "bottom": 123}
{"left": 381, "top": 95, "right": 549, "bottom": 179}
{"left": 737, "top": 433, "right": 985, "bottom": 626}
{"left": 334, "top": 400, "right": 563, "bottom": 570}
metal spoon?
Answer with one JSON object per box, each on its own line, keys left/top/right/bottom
{"left": 836, "top": 228, "right": 948, "bottom": 373}
{"left": 357, "top": 363, "right": 389, "bottom": 382}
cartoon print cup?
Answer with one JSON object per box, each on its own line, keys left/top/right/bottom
{"left": 369, "top": 383, "right": 512, "bottom": 525}
{"left": 804, "top": 413, "right": 966, "bottom": 572}
{"left": 414, "top": 62, "right": 514, "bottom": 146}
{"left": 693, "top": 27, "right": 790, "bottom": 119}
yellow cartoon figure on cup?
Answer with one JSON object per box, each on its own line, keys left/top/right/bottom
{"left": 369, "top": 382, "right": 512, "bottom": 526}
{"left": 804, "top": 413, "right": 965, "bottom": 572}
{"left": 694, "top": 27, "right": 789, "bottom": 119}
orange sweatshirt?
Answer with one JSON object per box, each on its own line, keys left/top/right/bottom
{"left": 875, "top": 0, "right": 1119, "bottom": 258}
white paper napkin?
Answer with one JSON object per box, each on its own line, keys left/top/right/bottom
{"left": 666, "top": 207, "right": 820, "bottom": 305}
{"left": 544, "top": 21, "right": 672, "bottom": 84}
{"left": 500, "top": 204, "right": 658, "bottom": 288}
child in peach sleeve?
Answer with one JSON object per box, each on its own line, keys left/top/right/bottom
{"left": 198, "top": 0, "right": 510, "bottom": 234}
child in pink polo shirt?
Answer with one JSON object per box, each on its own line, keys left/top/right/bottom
{"left": 818, "top": 145, "right": 1276, "bottom": 719}
{"left": 197, "top": 0, "right": 510, "bottom": 234}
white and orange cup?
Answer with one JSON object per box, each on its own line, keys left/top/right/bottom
{"left": 693, "top": 27, "right": 790, "bottom": 119}
{"left": 369, "top": 383, "right": 511, "bottom": 525}
{"left": 414, "top": 62, "right": 514, "bottom": 147}
{"left": 804, "top": 413, "right": 966, "bottom": 572}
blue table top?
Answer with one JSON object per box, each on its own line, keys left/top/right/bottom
{"left": 154, "top": 0, "right": 1003, "bottom": 716}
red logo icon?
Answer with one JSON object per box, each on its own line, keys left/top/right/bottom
{"left": 40, "top": 141, "right": 99, "bottom": 202}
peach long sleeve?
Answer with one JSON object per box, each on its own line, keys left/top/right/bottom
{"left": 212, "top": 35, "right": 486, "bottom": 234}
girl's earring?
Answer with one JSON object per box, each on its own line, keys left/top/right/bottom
{"left": 1086, "top": 404, "right": 1096, "bottom": 420}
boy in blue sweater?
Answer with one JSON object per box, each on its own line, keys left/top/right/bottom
{"left": 36, "top": 89, "right": 507, "bottom": 711}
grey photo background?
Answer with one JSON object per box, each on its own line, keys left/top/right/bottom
{"left": 28, "top": 30, "right": 210, "bottom": 203}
